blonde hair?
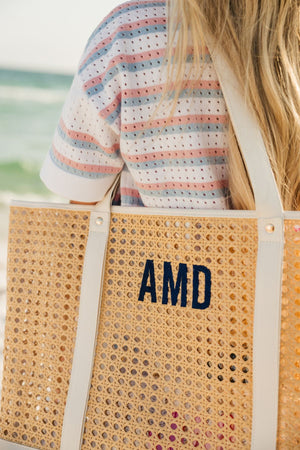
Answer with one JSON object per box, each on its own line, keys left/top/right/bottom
{"left": 165, "top": 0, "right": 300, "bottom": 210}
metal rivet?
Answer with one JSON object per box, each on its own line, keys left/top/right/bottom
{"left": 265, "top": 224, "right": 275, "bottom": 233}
{"left": 96, "top": 217, "right": 103, "bottom": 226}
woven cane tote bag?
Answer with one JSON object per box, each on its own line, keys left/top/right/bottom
{"left": 0, "top": 51, "right": 299, "bottom": 450}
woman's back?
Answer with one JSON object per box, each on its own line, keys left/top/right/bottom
{"left": 40, "top": 0, "right": 229, "bottom": 209}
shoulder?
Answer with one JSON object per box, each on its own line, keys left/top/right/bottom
{"left": 77, "top": 0, "right": 167, "bottom": 86}
{"left": 80, "top": 1, "right": 167, "bottom": 62}
{"left": 92, "top": 0, "right": 167, "bottom": 38}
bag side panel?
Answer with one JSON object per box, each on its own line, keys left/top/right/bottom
{"left": 0, "top": 206, "right": 90, "bottom": 449}
{"left": 277, "top": 220, "right": 300, "bottom": 448}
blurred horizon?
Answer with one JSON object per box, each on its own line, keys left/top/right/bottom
{"left": 0, "top": 0, "right": 125, "bottom": 386}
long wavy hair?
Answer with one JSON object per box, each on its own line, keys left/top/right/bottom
{"left": 165, "top": 0, "right": 300, "bottom": 210}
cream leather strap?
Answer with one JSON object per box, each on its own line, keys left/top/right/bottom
{"left": 0, "top": 440, "right": 33, "bottom": 449}
{"left": 209, "top": 45, "right": 284, "bottom": 449}
{"left": 59, "top": 177, "right": 120, "bottom": 449}
{"left": 60, "top": 206, "right": 111, "bottom": 450}
{"left": 209, "top": 42, "right": 283, "bottom": 218}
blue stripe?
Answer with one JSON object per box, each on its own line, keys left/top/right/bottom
{"left": 81, "top": 24, "right": 167, "bottom": 73}
{"left": 57, "top": 125, "right": 119, "bottom": 159}
{"left": 126, "top": 156, "right": 226, "bottom": 171}
{"left": 138, "top": 187, "right": 228, "bottom": 200}
{"left": 121, "top": 195, "right": 144, "bottom": 207}
{"left": 50, "top": 147, "right": 114, "bottom": 180}
{"left": 106, "top": 102, "right": 121, "bottom": 125}
{"left": 87, "top": 2, "right": 166, "bottom": 45}
{"left": 85, "top": 54, "right": 212, "bottom": 97}
{"left": 85, "top": 57, "right": 164, "bottom": 96}
{"left": 121, "top": 122, "right": 226, "bottom": 140}
{"left": 122, "top": 88, "right": 223, "bottom": 108}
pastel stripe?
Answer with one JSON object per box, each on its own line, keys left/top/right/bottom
{"left": 83, "top": 48, "right": 166, "bottom": 90}
{"left": 122, "top": 114, "right": 228, "bottom": 132}
{"left": 84, "top": 53, "right": 212, "bottom": 97}
{"left": 81, "top": 17, "right": 167, "bottom": 70}
{"left": 100, "top": 101, "right": 121, "bottom": 125}
{"left": 58, "top": 120, "right": 120, "bottom": 157}
{"left": 80, "top": 24, "right": 167, "bottom": 73}
{"left": 50, "top": 146, "right": 121, "bottom": 178}
{"left": 135, "top": 179, "right": 228, "bottom": 192}
{"left": 121, "top": 195, "right": 144, "bottom": 206}
{"left": 122, "top": 89, "right": 222, "bottom": 108}
{"left": 102, "top": 86, "right": 222, "bottom": 121}
{"left": 120, "top": 187, "right": 142, "bottom": 199}
{"left": 87, "top": 1, "right": 166, "bottom": 45}
{"left": 138, "top": 187, "right": 228, "bottom": 200}
{"left": 123, "top": 148, "right": 227, "bottom": 163}
{"left": 121, "top": 123, "right": 226, "bottom": 140}
{"left": 84, "top": 57, "right": 164, "bottom": 96}
{"left": 122, "top": 80, "right": 221, "bottom": 98}
{"left": 125, "top": 156, "right": 226, "bottom": 171}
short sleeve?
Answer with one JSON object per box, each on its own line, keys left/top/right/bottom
{"left": 40, "top": 13, "right": 124, "bottom": 202}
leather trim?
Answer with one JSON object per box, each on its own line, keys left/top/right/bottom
{"left": 0, "top": 440, "right": 35, "bottom": 449}
{"left": 208, "top": 41, "right": 283, "bottom": 218}
{"left": 250, "top": 219, "right": 284, "bottom": 449}
{"left": 10, "top": 199, "right": 257, "bottom": 219}
{"left": 59, "top": 209, "right": 111, "bottom": 450}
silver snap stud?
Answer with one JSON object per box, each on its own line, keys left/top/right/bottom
{"left": 96, "top": 217, "right": 104, "bottom": 226}
{"left": 265, "top": 224, "right": 275, "bottom": 233}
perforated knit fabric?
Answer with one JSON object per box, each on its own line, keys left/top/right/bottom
{"left": 40, "top": 0, "right": 229, "bottom": 209}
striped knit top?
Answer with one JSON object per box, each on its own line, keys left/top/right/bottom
{"left": 40, "top": 0, "right": 229, "bottom": 209}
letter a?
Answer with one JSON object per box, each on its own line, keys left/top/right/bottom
{"left": 192, "top": 265, "right": 211, "bottom": 309}
{"left": 138, "top": 260, "right": 157, "bottom": 303}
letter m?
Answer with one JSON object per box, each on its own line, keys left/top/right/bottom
{"left": 162, "top": 262, "right": 187, "bottom": 307}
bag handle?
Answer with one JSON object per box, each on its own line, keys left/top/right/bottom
{"left": 208, "top": 43, "right": 285, "bottom": 450}
{"left": 208, "top": 42, "right": 284, "bottom": 217}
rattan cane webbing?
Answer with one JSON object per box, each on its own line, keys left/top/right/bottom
{"left": 81, "top": 213, "right": 258, "bottom": 450}
{"left": 277, "top": 220, "right": 300, "bottom": 448}
{"left": 0, "top": 206, "right": 91, "bottom": 449}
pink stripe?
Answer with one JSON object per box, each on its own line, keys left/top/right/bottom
{"left": 121, "top": 114, "right": 228, "bottom": 132}
{"left": 80, "top": 16, "right": 167, "bottom": 69}
{"left": 83, "top": 46, "right": 211, "bottom": 92}
{"left": 122, "top": 148, "right": 227, "bottom": 163}
{"left": 59, "top": 119, "right": 119, "bottom": 155}
{"left": 83, "top": 48, "right": 166, "bottom": 91}
{"left": 135, "top": 179, "right": 228, "bottom": 191}
{"left": 53, "top": 146, "right": 120, "bottom": 174}
{"left": 99, "top": 94, "right": 121, "bottom": 120}
{"left": 121, "top": 187, "right": 141, "bottom": 199}
{"left": 122, "top": 79, "right": 221, "bottom": 98}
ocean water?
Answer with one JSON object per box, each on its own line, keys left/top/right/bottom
{"left": 0, "top": 68, "right": 73, "bottom": 387}
{"left": 0, "top": 68, "right": 73, "bottom": 201}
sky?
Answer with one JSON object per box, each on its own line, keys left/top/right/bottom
{"left": 0, "top": 0, "right": 122, "bottom": 74}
